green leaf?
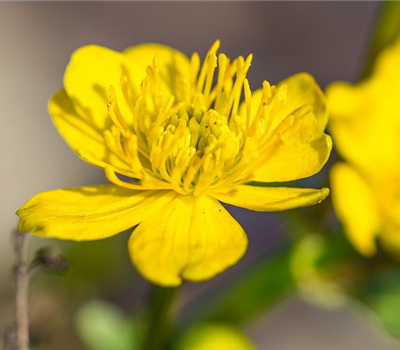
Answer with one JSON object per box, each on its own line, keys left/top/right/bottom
{"left": 75, "top": 300, "right": 139, "bottom": 350}
{"left": 373, "top": 292, "right": 400, "bottom": 339}
{"left": 357, "top": 269, "right": 400, "bottom": 340}
{"left": 203, "top": 249, "right": 295, "bottom": 325}
{"left": 60, "top": 233, "right": 135, "bottom": 291}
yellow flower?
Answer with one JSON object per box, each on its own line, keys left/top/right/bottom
{"left": 17, "top": 41, "right": 331, "bottom": 286}
{"left": 176, "top": 323, "right": 255, "bottom": 350}
{"left": 327, "top": 40, "right": 400, "bottom": 256}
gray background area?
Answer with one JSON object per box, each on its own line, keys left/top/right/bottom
{"left": 0, "top": 2, "right": 398, "bottom": 349}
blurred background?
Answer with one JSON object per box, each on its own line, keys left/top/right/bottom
{"left": 1, "top": 2, "right": 398, "bottom": 350}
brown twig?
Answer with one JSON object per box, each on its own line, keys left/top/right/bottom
{"left": 13, "top": 231, "right": 30, "bottom": 350}
{"left": 4, "top": 236, "right": 69, "bottom": 350}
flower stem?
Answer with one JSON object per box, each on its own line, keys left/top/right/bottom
{"left": 14, "top": 232, "right": 30, "bottom": 350}
{"left": 142, "top": 286, "right": 177, "bottom": 350}
{"left": 362, "top": 0, "right": 400, "bottom": 78}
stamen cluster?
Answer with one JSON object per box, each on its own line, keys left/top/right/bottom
{"left": 81, "top": 41, "right": 290, "bottom": 195}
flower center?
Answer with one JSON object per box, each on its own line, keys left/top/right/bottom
{"left": 83, "top": 41, "right": 289, "bottom": 195}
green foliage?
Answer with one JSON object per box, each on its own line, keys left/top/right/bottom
{"left": 61, "top": 234, "right": 133, "bottom": 288}
{"left": 75, "top": 300, "right": 140, "bottom": 350}
{"left": 178, "top": 226, "right": 353, "bottom": 328}
{"left": 357, "top": 269, "right": 400, "bottom": 340}
{"left": 373, "top": 292, "right": 400, "bottom": 339}
{"left": 207, "top": 250, "right": 295, "bottom": 325}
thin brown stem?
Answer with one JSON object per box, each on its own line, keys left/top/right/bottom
{"left": 14, "top": 232, "right": 30, "bottom": 350}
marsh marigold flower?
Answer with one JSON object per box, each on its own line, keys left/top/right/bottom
{"left": 327, "top": 40, "right": 400, "bottom": 257}
{"left": 17, "top": 41, "right": 332, "bottom": 286}
{"left": 177, "top": 324, "right": 255, "bottom": 350}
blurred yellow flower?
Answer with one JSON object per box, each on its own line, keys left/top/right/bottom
{"left": 176, "top": 324, "right": 255, "bottom": 350}
{"left": 17, "top": 41, "right": 331, "bottom": 286}
{"left": 327, "top": 40, "right": 400, "bottom": 256}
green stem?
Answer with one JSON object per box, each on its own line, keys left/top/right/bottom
{"left": 142, "top": 286, "right": 177, "bottom": 350}
{"left": 362, "top": 0, "right": 400, "bottom": 79}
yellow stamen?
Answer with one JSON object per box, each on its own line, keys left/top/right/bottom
{"left": 108, "top": 86, "right": 130, "bottom": 136}
{"left": 98, "top": 42, "right": 286, "bottom": 195}
{"left": 243, "top": 78, "right": 252, "bottom": 128}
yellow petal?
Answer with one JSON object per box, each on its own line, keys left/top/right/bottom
{"left": 380, "top": 227, "right": 400, "bottom": 257}
{"left": 209, "top": 185, "right": 329, "bottom": 212}
{"left": 128, "top": 195, "right": 247, "bottom": 286}
{"left": 17, "top": 185, "right": 177, "bottom": 241}
{"left": 330, "top": 163, "right": 381, "bottom": 256}
{"left": 326, "top": 83, "right": 375, "bottom": 171}
{"left": 49, "top": 89, "right": 130, "bottom": 171}
{"left": 327, "top": 80, "right": 400, "bottom": 173}
{"left": 64, "top": 45, "right": 143, "bottom": 131}
{"left": 374, "top": 38, "right": 400, "bottom": 80}
{"left": 326, "top": 82, "right": 363, "bottom": 120}
{"left": 124, "top": 43, "right": 191, "bottom": 95}
{"left": 238, "top": 72, "right": 328, "bottom": 131}
{"left": 252, "top": 105, "right": 332, "bottom": 182}
{"left": 276, "top": 72, "right": 328, "bottom": 130}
